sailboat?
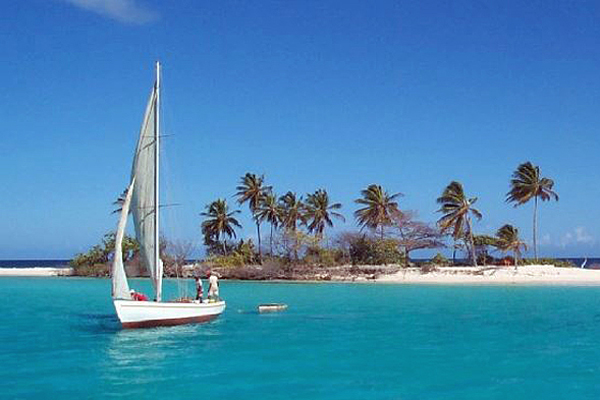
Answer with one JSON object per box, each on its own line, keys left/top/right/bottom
{"left": 112, "top": 62, "right": 226, "bottom": 329}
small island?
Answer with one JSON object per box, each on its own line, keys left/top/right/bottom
{"left": 43, "top": 163, "right": 599, "bottom": 285}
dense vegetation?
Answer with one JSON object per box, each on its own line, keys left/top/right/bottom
{"left": 200, "top": 161, "right": 558, "bottom": 270}
{"left": 70, "top": 233, "right": 138, "bottom": 276}
{"left": 73, "top": 161, "right": 566, "bottom": 277}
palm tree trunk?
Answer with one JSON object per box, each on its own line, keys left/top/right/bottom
{"left": 219, "top": 234, "right": 226, "bottom": 255}
{"left": 452, "top": 241, "right": 456, "bottom": 265}
{"left": 466, "top": 216, "right": 477, "bottom": 267}
{"left": 293, "top": 227, "right": 299, "bottom": 261}
{"left": 270, "top": 223, "right": 273, "bottom": 256}
{"left": 256, "top": 220, "right": 262, "bottom": 262}
{"left": 380, "top": 225, "right": 384, "bottom": 240}
{"left": 533, "top": 196, "right": 538, "bottom": 261}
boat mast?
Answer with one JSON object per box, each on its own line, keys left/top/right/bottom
{"left": 155, "top": 61, "right": 162, "bottom": 302}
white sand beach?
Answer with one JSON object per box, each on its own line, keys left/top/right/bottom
{"left": 0, "top": 267, "right": 73, "bottom": 277}
{"left": 2, "top": 265, "right": 600, "bottom": 285}
{"left": 374, "top": 265, "right": 600, "bottom": 285}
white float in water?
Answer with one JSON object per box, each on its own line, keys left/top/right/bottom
{"left": 258, "top": 303, "right": 288, "bottom": 313}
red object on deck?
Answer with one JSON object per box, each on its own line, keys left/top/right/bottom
{"left": 132, "top": 292, "right": 149, "bottom": 301}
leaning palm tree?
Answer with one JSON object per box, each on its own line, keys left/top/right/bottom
{"left": 200, "top": 199, "right": 242, "bottom": 255}
{"left": 506, "top": 162, "right": 558, "bottom": 261}
{"left": 279, "top": 192, "right": 306, "bottom": 231}
{"left": 495, "top": 224, "right": 527, "bottom": 270}
{"left": 304, "top": 189, "right": 345, "bottom": 239}
{"left": 255, "top": 192, "right": 283, "bottom": 255}
{"left": 436, "top": 181, "right": 482, "bottom": 266}
{"left": 354, "top": 184, "right": 403, "bottom": 239}
{"left": 235, "top": 173, "right": 272, "bottom": 260}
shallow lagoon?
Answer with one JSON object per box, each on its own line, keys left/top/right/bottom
{"left": 1, "top": 278, "right": 600, "bottom": 399}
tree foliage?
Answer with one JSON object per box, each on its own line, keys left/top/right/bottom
{"left": 279, "top": 191, "right": 306, "bottom": 231}
{"left": 304, "top": 189, "right": 345, "bottom": 238}
{"left": 70, "top": 232, "right": 139, "bottom": 275}
{"left": 205, "top": 239, "right": 258, "bottom": 267}
{"left": 347, "top": 234, "right": 404, "bottom": 265}
{"left": 256, "top": 192, "right": 283, "bottom": 255}
{"left": 495, "top": 224, "right": 527, "bottom": 267}
{"left": 506, "top": 161, "right": 558, "bottom": 260}
{"left": 200, "top": 199, "right": 241, "bottom": 255}
{"left": 354, "top": 184, "right": 403, "bottom": 238}
{"left": 235, "top": 173, "right": 271, "bottom": 259}
{"left": 390, "top": 212, "right": 445, "bottom": 265}
{"left": 436, "top": 181, "right": 482, "bottom": 266}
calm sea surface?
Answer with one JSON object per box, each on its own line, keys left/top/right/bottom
{"left": 1, "top": 278, "right": 600, "bottom": 399}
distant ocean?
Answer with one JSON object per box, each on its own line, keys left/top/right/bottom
{"left": 1, "top": 258, "right": 599, "bottom": 268}
{"left": 0, "top": 259, "right": 71, "bottom": 268}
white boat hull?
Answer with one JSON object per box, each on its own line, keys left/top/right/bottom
{"left": 114, "top": 299, "right": 226, "bottom": 329}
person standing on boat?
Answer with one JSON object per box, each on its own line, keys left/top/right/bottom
{"left": 195, "top": 276, "right": 203, "bottom": 301}
{"left": 208, "top": 270, "right": 219, "bottom": 301}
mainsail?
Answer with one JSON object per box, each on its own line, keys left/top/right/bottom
{"left": 112, "top": 180, "right": 135, "bottom": 299}
{"left": 111, "top": 62, "right": 226, "bottom": 329}
{"left": 130, "top": 77, "right": 163, "bottom": 301}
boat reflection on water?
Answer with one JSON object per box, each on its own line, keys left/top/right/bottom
{"left": 102, "top": 319, "right": 225, "bottom": 390}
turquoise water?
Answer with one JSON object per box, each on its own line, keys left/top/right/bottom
{"left": 1, "top": 278, "right": 600, "bottom": 399}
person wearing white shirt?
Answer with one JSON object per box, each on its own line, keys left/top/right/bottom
{"left": 208, "top": 271, "right": 219, "bottom": 301}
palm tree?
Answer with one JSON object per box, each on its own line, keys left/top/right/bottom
{"left": 279, "top": 192, "right": 306, "bottom": 231}
{"left": 279, "top": 191, "right": 306, "bottom": 260}
{"left": 354, "top": 184, "right": 403, "bottom": 239}
{"left": 200, "top": 199, "right": 242, "bottom": 255}
{"left": 304, "top": 189, "right": 345, "bottom": 239}
{"left": 495, "top": 224, "right": 527, "bottom": 270}
{"left": 255, "top": 192, "right": 283, "bottom": 255}
{"left": 235, "top": 173, "right": 272, "bottom": 260}
{"left": 506, "top": 162, "right": 558, "bottom": 261}
{"left": 436, "top": 181, "right": 482, "bottom": 266}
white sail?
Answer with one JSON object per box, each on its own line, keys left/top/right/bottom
{"left": 131, "top": 80, "right": 162, "bottom": 299}
{"left": 112, "top": 62, "right": 226, "bottom": 329}
{"left": 112, "top": 179, "right": 135, "bottom": 299}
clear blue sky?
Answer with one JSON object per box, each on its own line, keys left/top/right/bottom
{"left": 1, "top": 0, "right": 599, "bottom": 259}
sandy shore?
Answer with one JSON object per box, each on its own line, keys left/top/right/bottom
{"left": 0, "top": 267, "right": 73, "bottom": 277}
{"left": 373, "top": 265, "right": 600, "bottom": 285}
{"left": 2, "top": 265, "right": 600, "bottom": 285}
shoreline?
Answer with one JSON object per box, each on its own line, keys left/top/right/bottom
{"left": 0, "top": 267, "right": 73, "bottom": 277}
{"left": 2, "top": 265, "right": 600, "bottom": 285}
{"left": 372, "top": 265, "right": 600, "bottom": 285}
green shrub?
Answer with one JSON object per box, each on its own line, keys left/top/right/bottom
{"left": 205, "top": 253, "right": 246, "bottom": 268}
{"left": 349, "top": 236, "right": 404, "bottom": 265}
{"left": 70, "top": 233, "right": 138, "bottom": 276}
{"left": 72, "top": 263, "right": 109, "bottom": 277}
{"left": 303, "top": 245, "right": 345, "bottom": 267}
{"left": 429, "top": 253, "right": 450, "bottom": 266}
{"left": 235, "top": 239, "right": 258, "bottom": 264}
{"left": 204, "top": 239, "right": 260, "bottom": 268}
